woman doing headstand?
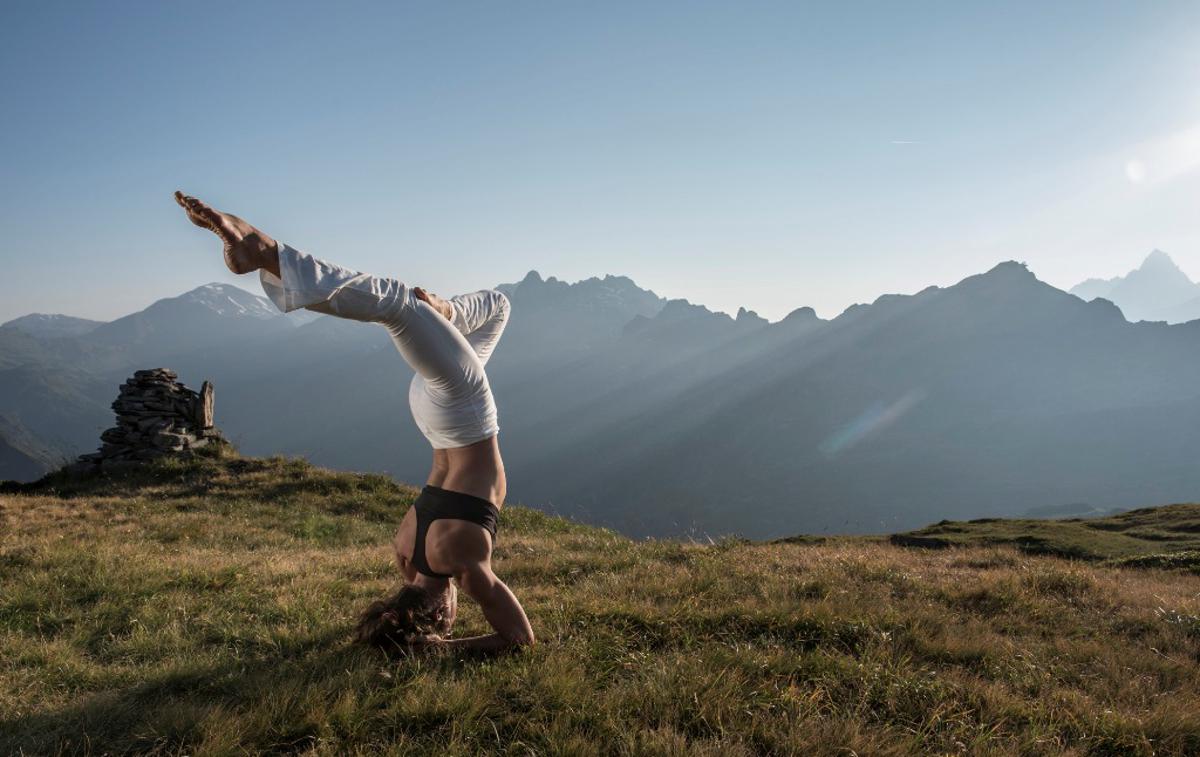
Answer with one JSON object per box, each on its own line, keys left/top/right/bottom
{"left": 174, "top": 191, "right": 534, "bottom": 653}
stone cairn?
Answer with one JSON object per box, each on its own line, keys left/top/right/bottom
{"left": 75, "top": 368, "right": 224, "bottom": 468}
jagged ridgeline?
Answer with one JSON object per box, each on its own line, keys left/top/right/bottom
{"left": 74, "top": 368, "right": 224, "bottom": 469}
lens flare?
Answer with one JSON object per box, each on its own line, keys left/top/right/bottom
{"left": 820, "top": 390, "right": 926, "bottom": 457}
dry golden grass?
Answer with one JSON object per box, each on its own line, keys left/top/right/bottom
{"left": 1, "top": 450, "right": 1198, "bottom": 755}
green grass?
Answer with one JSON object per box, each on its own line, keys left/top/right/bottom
{"left": 2, "top": 449, "right": 1199, "bottom": 755}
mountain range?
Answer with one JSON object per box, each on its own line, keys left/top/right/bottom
{"left": 5, "top": 253, "right": 1200, "bottom": 538}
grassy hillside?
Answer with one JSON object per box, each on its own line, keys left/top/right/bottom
{"left": 890, "top": 508, "right": 1200, "bottom": 568}
{"left": 1, "top": 451, "right": 1199, "bottom": 755}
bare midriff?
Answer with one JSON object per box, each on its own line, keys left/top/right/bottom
{"left": 429, "top": 435, "right": 507, "bottom": 507}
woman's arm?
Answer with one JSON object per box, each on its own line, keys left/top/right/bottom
{"left": 391, "top": 530, "right": 418, "bottom": 582}
{"left": 435, "top": 633, "right": 517, "bottom": 652}
{"left": 455, "top": 563, "right": 535, "bottom": 648}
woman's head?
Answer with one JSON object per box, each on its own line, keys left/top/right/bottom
{"left": 355, "top": 583, "right": 454, "bottom": 649}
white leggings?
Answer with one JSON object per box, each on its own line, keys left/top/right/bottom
{"left": 259, "top": 242, "right": 509, "bottom": 449}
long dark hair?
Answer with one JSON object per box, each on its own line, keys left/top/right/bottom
{"left": 355, "top": 585, "right": 447, "bottom": 649}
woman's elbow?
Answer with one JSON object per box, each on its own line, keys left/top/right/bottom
{"left": 511, "top": 629, "right": 535, "bottom": 646}
{"left": 496, "top": 619, "right": 535, "bottom": 648}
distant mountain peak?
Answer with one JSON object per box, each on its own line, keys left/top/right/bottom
{"left": 176, "top": 283, "right": 278, "bottom": 319}
{"left": 658, "top": 299, "right": 711, "bottom": 320}
{"left": 983, "top": 260, "right": 1035, "bottom": 279}
{"left": 500, "top": 269, "right": 665, "bottom": 317}
{"left": 1139, "top": 249, "right": 1183, "bottom": 273}
{"left": 735, "top": 306, "right": 768, "bottom": 327}
{"left": 601, "top": 274, "right": 638, "bottom": 287}
{"left": 943, "top": 261, "right": 1042, "bottom": 298}
{"left": 781, "top": 306, "right": 819, "bottom": 324}
{"left": 3, "top": 313, "right": 67, "bottom": 324}
{"left": 0, "top": 312, "right": 105, "bottom": 338}
{"left": 189, "top": 282, "right": 260, "bottom": 295}
{"left": 1069, "top": 249, "right": 1200, "bottom": 322}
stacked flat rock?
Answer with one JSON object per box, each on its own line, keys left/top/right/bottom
{"left": 75, "top": 368, "right": 223, "bottom": 468}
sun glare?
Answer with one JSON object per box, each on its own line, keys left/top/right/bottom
{"left": 1124, "top": 122, "right": 1200, "bottom": 185}
{"left": 1125, "top": 159, "right": 1147, "bottom": 184}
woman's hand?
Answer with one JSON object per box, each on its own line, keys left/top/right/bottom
{"left": 407, "top": 633, "right": 447, "bottom": 654}
{"left": 413, "top": 287, "right": 454, "bottom": 322}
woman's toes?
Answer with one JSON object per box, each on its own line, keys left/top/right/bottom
{"left": 175, "top": 192, "right": 201, "bottom": 218}
{"left": 183, "top": 195, "right": 209, "bottom": 215}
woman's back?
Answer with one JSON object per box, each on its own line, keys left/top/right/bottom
{"left": 438, "top": 435, "right": 507, "bottom": 506}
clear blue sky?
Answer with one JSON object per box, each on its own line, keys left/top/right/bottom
{"left": 3, "top": 1, "right": 1200, "bottom": 323}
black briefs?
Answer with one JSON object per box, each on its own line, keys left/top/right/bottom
{"left": 411, "top": 485, "right": 499, "bottom": 578}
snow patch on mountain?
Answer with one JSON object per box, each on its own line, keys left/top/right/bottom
{"left": 182, "top": 284, "right": 279, "bottom": 320}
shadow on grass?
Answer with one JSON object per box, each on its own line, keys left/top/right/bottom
{"left": 0, "top": 630, "right": 393, "bottom": 755}
{"left": 0, "top": 623, "right": 516, "bottom": 756}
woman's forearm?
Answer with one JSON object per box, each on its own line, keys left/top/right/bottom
{"left": 441, "top": 633, "right": 514, "bottom": 652}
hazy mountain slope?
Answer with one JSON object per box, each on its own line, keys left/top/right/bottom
{"left": 0, "top": 320, "right": 116, "bottom": 371}
{"left": 0, "top": 438, "right": 45, "bottom": 483}
{"left": 0, "top": 365, "right": 113, "bottom": 459}
{"left": 497, "top": 298, "right": 824, "bottom": 482}
{"left": 509, "top": 263, "right": 1200, "bottom": 537}
{"left": 0, "top": 329, "right": 49, "bottom": 370}
{"left": 1156, "top": 292, "right": 1200, "bottom": 324}
{"left": 0, "top": 415, "right": 62, "bottom": 481}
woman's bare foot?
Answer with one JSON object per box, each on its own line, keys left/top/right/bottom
{"left": 174, "top": 191, "right": 278, "bottom": 276}
{"left": 414, "top": 287, "right": 454, "bottom": 322}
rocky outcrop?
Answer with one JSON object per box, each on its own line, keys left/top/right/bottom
{"left": 74, "top": 368, "right": 223, "bottom": 469}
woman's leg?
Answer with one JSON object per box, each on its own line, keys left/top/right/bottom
{"left": 174, "top": 191, "right": 498, "bottom": 448}
{"left": 407, "top": 288, "right": 511, "bottom": 365}
{"left": 262, "top": 242, "right": 487, "bottom": 399}
{"left": 448, "top": 290, "right": 510, "bottom": 366}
